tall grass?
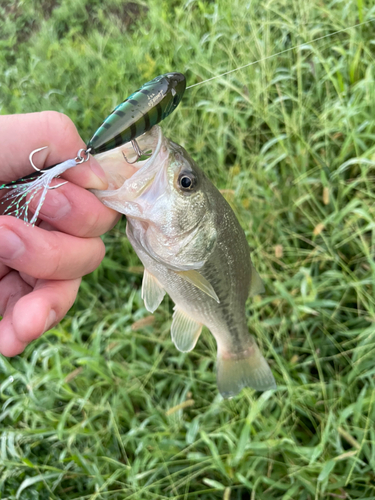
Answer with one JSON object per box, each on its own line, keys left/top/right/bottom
{"left": 1, "top": 0, "right": 375, "bottom": 498}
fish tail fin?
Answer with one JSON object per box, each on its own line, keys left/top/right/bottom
{"left": 217, "top": 339, "right": 276, "bottom": 398}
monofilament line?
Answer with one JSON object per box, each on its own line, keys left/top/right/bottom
{"left": 186, "top": 18, "right": 375, "bottom": 90}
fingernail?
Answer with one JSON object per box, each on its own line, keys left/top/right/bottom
{"left": 0, "top": 227, "right": 25, "bottom": 260}
{"left": 44, "top": 309, "right": 57, "bottom": 332}
{"left": 89, "top": 157, "right": 108, "bottom": 189}
{"left": 38, "top": 190, "right": 71, "bottom": 219}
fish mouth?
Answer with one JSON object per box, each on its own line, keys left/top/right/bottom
{"left": 93, "top": 126, "right": 165, "bottom": 191}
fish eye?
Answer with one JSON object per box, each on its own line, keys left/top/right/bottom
{"left": 178, "top": 173, "right": 196, "bottom": 191}
{"left": 181, "top": 176, "right": 192, "bottom": 188}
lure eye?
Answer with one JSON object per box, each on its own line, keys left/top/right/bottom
{"left": 178, "top": 173, "right": 196, "bottom": 191}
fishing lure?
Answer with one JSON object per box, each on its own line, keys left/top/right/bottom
{"left": 87, "top": 72, "right": 186, "bottom": 158}
{"left": 0, "top": 72, "right": 186, "bottom": 224}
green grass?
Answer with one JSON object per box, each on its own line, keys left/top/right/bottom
{"left": 2, "top": 0, "right": 375, "bottom": 498}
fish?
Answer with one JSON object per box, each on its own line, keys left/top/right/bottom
{"left": 92, "top": 125, "right": 276, "bottom": 398}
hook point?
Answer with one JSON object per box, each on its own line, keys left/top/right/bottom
{"left": 29, "top": 146, "right": 48, "bottom": 172}
{"left": 47, "top": 181, "right": 68, "bottom": 190}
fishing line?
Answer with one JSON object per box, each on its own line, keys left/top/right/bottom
{"left": 186, "top": 18, "right": 375, "bottom": 90}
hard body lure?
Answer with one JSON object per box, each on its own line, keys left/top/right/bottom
{"left": 87, "top": 72, "right": 186, "bottom": 155}
{"left": 0, "top": 72, "right": 186, "bottom": 223}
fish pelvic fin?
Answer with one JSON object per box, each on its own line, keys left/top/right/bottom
{"left": 217, "top": 340, "right": 276, "bottom": 398}
{"left": 171, "top": 307, "right": 203, "bottom": 352}
{"left": 141, "top": 269, "right": 165, "bottom": 313}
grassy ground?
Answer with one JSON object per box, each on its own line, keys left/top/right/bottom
{"left": 1, "top": 0, "right": 375, "bottom": 498}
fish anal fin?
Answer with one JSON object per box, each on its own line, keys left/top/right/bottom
{"left": 141, "top": 269, "right": 165, "bottom": 313}
{"left": 176, "top": 270, "right": 220, "bottom": 303}
{"left": 249, "top": 264, "right": 265, "bottom": 297}
{"left": 171, "top": 308, "right": 202, "bottom": 352}
{"left": 217, "top": 340, "right": 276, "bottom": 398}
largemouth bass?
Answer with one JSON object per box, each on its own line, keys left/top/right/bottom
{"left": 93, "top": 126, "right": 276, "bottom": 398}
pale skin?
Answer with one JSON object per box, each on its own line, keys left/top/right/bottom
{"left": 0, "top": 112, "right": 120, "bottom": 356}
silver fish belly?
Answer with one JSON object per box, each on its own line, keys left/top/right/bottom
{"left": 93, "top": 126, "right": 276, "bottom": 398}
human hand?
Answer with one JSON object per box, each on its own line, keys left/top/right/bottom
{"left": 0, "top": 112, "right": 119, "bottom": 356}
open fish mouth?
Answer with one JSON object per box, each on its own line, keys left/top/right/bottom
{"left": 93, "top": 126, "right": 165, "bottom": 191}
{"left": 0, "top": 125, "right": 166, "bottom": 223}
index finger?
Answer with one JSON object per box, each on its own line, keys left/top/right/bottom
{"left": 0, "top": 112, "right": 108, "bottom": 189}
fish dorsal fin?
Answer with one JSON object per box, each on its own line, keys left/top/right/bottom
{"left": 141, "top": 269, "right": 165, "bottom": 312}
{"left": 171, "top": 308, "right": 203, "bottom": 352}
{"left": 176, "top": 270, "right": 220, "bottom": 303}
{"left": 249, "top": 264, "right": 265, "bottom": 297}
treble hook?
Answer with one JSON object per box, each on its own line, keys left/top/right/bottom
{"left": 29, "top": 146, "right": 68, "bottom": 189}
{"left": 48, "top": 182, "right": 68, "bottom": 189}
{"left": 28, "top": 146, "right": 91, "bottom": 190}
{"left": 29, "top": 146, "right": 48, "bottom": 172}
{"left": 122, "top": 139, "right": 152, "bottom": 164}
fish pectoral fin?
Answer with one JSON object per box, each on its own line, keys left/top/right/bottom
{"left": 249, "top": 264, "right": 265, "bottom": 297}
{"left": 175, "top": 270, "right": 220, "bottom": 303}
{"left": 171, "top": 308, "right": 202, "bottom": 352}
{"left": 141, "top": 269, "right": 166, "bottom": 313}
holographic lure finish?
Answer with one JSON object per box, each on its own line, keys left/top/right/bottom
{"left": 87, "top": 72, "right": 186, "bottom": 154}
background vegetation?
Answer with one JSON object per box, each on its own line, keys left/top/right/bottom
{"left": 1, "top": 0, "right": 375, "bottom": 498}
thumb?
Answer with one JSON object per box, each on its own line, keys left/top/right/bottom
{"left": 0, "top": 112, "right": 108, "bottom": 190}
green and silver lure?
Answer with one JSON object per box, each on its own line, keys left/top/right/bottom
{"left": 87, "top": 72, "right": 186, "bottom": 156}
{"left": 0, "top": 72, "right": 186, "bottom": 223}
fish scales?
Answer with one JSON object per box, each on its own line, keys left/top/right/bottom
{"left": 93, "top": 125, "right": 276, "bottom": 398}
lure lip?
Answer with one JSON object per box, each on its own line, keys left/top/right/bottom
{"left": 165, "top": 72, "right": 186, "bottom": 109}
